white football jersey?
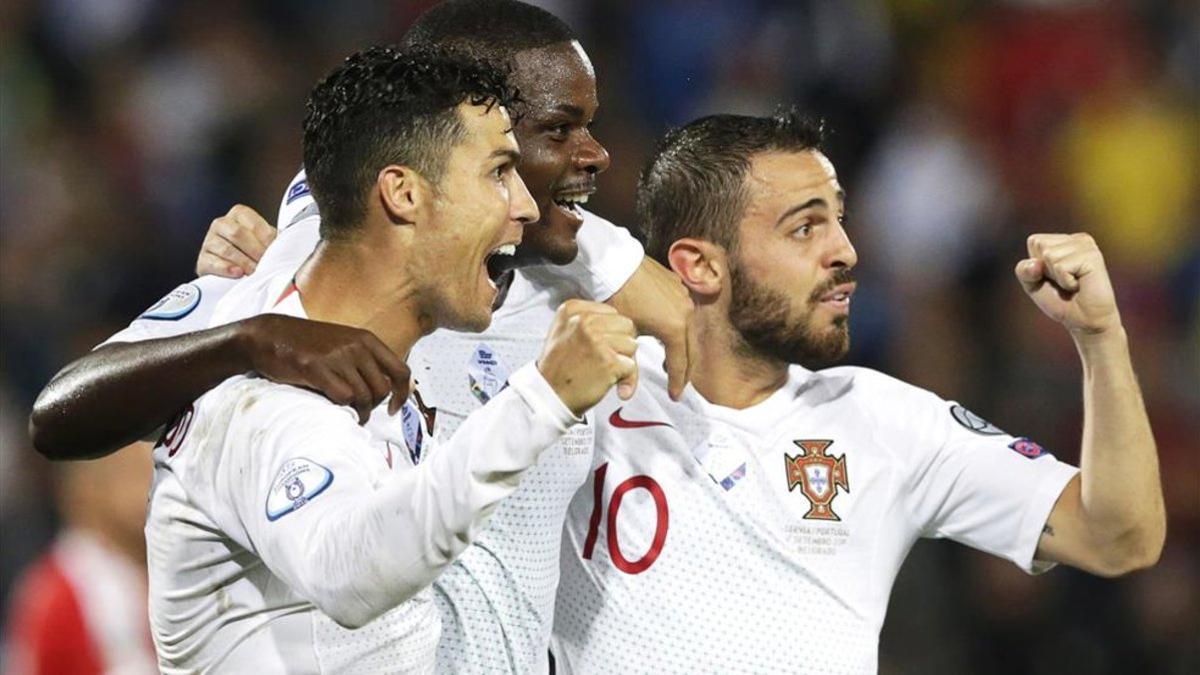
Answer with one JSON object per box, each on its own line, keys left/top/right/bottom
{"left": 101, "top": 171, "right": 317, "bottom": 347}
{"left": 192, "top": 171, "right": 643, "bottom": 672}
{"left": 145, "top": 271, "right": 581, "bottom": 673}
{"left": 553, "top": 340, "right": 1078, "bottom": 674}
{"left": 410, "top": 267, "right": 597, "bottom": 674}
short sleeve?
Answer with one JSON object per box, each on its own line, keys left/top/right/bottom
{"left": 100, "top": 275, "right": 240, "bottom": 346}
{"left": 521, "top": 209, "right": 644, "bottom": 302}
{"left": 901, "top": 396, "right": 1079, "bottom": 574}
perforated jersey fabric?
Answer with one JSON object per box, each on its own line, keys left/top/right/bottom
{"left": 553, "top": 339, "right": 1077, "bottom": 673}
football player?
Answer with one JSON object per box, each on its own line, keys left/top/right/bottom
{"left": 32, "top": 2, "right": 692, "bottom": 672}
{"left": 552, "top": 110, "right": 1166, "bottom": 673}
{"left": 145, "top": 47, "right": 635, "bottom": 672}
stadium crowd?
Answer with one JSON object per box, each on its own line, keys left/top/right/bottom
{"left": 1, "top": 0, "right": 1196, "bottom": 672}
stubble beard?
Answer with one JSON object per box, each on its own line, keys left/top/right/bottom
{"left": 728, "top": 263, "right": 853, "bottom": 369}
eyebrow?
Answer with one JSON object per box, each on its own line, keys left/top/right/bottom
{"left": 775, "top": 189, "right": 846, "bottom": 228}
{"left": 551, "top": 104, "right": 586, "bottom": 118}
{"left": 491, "top": 148, "right": 522, "bottom": 164}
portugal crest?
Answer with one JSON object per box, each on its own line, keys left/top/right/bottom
{"left": 786, "top": 440, "right": 850, "bottom": 521}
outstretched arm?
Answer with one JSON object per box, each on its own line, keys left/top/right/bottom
{"left": 1021, "top": 233, "right": 1166, "bottom": 576}
{"left": 31, "top": 315, "right": 411, "bottom": 460}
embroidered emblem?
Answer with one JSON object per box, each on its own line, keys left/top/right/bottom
{"left": 609, "top": 407, "right": 673, "bottom": 430}
{"left": 140, "top": 283, "right": 202, "bottom": 321}
{"left": 265, "top": 458, "right": 334, "bottom": 521}
{"left": 466, "top": 343, "right": 510, "bottom": 405}
{"left": 786, "top": 440, "right": 850, "bottom": 521}
{"left": 950, "top": 404, "right": 1006, "bottom": 436}
{"left": 1008, "top": 437, "right": 1050, "bottom": 459}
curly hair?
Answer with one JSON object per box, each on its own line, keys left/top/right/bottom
{"left": 302, "top": 45, "right": 520, "bottom": 236}
{"left": 637, "top": 107, "right": 826, "bottom": 265}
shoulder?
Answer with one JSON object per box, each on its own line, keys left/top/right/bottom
{"left": 805, "top": 365, "right": 950, "bottom": 431}
{"left": 197, "top": 376, "right": 359, "bottom": 445}
{"left": 815, "top": 365, "right": 931, "bottom": 400}
{"left": 579, "top": 208, "right": 623, "bottom": 230}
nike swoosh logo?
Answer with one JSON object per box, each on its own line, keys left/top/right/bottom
{"left": 609, "top": 407, "right": 673, "bottom": 429}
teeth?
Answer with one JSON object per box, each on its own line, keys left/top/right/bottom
{"left": 554, "top": 193, "right": 591, "bottom": 211}
{"left": 493, "top": 244, "right": 516, "bottom": 256}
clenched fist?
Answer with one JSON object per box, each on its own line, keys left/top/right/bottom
{"left": 538, "top": 300, "right": 639, "bottom": 417}
{"left": 1016, "top": 233, "right": 1122, "bottom": 338}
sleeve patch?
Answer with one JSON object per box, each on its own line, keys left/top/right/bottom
{"left": 466, "top": 342, "right": 511, "bottom": 405}
{"left": 140, "top": 283, "right": 202, "bottom": 321}
{"left": 1008, "top": 437, "right": 1051, "bottom": 459}
{"left": 949, "top": 404, "right": 1006, "bottom": 436}
{"left": 285, "top": 179, "right": 311, "bottom": 205}
{"left": 266, "top": 458, "right": 334, "bottom": 521}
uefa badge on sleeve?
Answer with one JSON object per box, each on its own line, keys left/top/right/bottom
{"left": 1008, "top": 437, "right": 1051, "bottom": 459}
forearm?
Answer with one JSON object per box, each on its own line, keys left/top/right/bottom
{"left": 1074, "top": 327, "right": 1165, "bottom": 562}
{"left": 277, "top": 364, "right": 578, "bottom": 628}
{"left": 30, "top": 323, "right": 251, "bottom": 460}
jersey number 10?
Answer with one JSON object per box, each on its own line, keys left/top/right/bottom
{"left": 581, "top": 462, "right": 669, "bottom": 574}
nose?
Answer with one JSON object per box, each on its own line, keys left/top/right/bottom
{"left": 575, "top": 129, "right": 611, "bottom": 175}
{"left": 827, "top": 222, "right": 858, "bottom": 270}
{"left": 509, "top": 170, "right": 539, "bottom": 227}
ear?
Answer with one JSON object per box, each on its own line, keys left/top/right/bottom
{"left": 667, "top": 237, "right": 726, "bottom": 298}
{"left": 376, "top": 165, "right": 429, "bottom": 225}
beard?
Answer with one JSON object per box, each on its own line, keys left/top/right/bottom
{"left": 728, "top": 263, "right": 854, "bottom": 369}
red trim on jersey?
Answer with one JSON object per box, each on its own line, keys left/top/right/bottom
{"left": 4, "top": 552, "right": 105, "bottom": 675}
{"left": 273, "top": 278, "right": 301, "bottom": 307}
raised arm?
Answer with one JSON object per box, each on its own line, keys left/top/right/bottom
{"left": 235, "top": 300, "right": 636, "bottom": 628}
{"left": 1021, "top": 233, "right": 1166, "bottom": 576}
{"left": 31, "top": 315, "right": 413, "bottom": 460}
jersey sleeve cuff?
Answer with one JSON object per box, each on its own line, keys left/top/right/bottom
{"left": 507, "top": 362, "right": 584, "bottom": 432}
{"left": 1015, "top": 461, "right": 1080, "bottom": 575}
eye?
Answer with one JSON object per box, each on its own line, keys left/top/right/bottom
{"left": 837, "top": 212, "right": 849, "bottom": 227}
{"left": 546, "top": 123, "right": 571, "bottom": 140}
{"left": 791, "top": 223, "right": 814, "bottom": 239}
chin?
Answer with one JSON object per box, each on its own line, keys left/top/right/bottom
{"left": 439, "top": 301, "right": 493, "bottom": 334}
{"left": 541, "top": 240, "right": 579, "bottom": 266}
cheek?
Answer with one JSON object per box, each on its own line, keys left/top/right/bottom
{"left": 516, "top": 143, "right": 565, "bottom": 195}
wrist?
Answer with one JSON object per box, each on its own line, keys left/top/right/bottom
{"left": 228, "top": 316, "right": 268, "bottom": 372}
{"left": 1072, "top": 324, "right": 1128, "bottom": 359}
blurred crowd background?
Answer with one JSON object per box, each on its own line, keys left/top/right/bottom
{"left": 1, "top": 0, "right": 1197, "bottom": 672}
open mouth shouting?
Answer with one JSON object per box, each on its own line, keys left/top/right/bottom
{"left": 484, "top": 242, "right": 519, "bottom": 290}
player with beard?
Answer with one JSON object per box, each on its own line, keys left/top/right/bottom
{"left": 552, "top": 110, "right": 1165, "bottom": 673}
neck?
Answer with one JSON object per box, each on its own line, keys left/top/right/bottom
{"left": 296, "top": 232, "right": 429, "bottom": 359}
{"left": 689, "top": 305, "right": 790, "bottom": 409}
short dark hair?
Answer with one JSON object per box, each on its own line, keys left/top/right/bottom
{"left": 302, "top": 45, "right": 519, "bottom": 237}
{"left": 401, "top": 0, "right": 576, "bottom": 65}
{"left": 637, "top": 107, "right": 826, "bottom": 265}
